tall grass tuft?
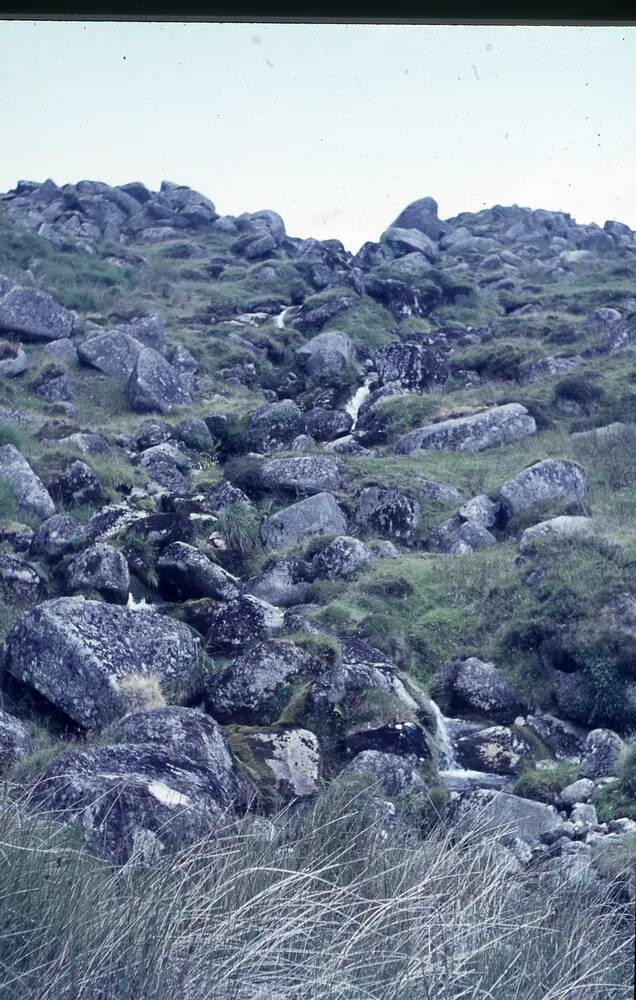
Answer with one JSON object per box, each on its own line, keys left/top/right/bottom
{"left": 0, "top": 783, "right": 632, "bottom": 999}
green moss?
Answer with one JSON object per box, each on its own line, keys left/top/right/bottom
{"left": 513, "top": 761, "right": 579, "bottom": 804}
{"left": 285, "top": 632, "right": 341, "bottom": 667}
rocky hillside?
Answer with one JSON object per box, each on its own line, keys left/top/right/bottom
{"left": 0, "top": 176, "right": 635, "bottom": 887}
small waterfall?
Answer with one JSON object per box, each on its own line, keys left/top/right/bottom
{"left": 344, "top": 375, "right": 374, "bottom": 430}
{"left": 428, "top": 698, "right": 458, "bottom": 770}
{"left": 127, "top": 593, "right": 152, "bottom": 611}
{"left": 274, "top": 306, "right": 292, "bottom": 329}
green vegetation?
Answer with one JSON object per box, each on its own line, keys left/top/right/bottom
{"left": 594, "top": 745, "right": 636, "bottom": 822}
{"left": 513, "top": 761, "right": 580, "bottom": 804}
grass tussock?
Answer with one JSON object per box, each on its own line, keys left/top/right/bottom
{"left": 0, "top": 784, "right": 632, "bottom": 1000}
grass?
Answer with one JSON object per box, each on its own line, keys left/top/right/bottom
{"left": 0, "top": 783, "right": 631, "bottom": 1000}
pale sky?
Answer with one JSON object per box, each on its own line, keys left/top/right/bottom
{"left": 0, "top": 21, "right": 634, "bottom": 251}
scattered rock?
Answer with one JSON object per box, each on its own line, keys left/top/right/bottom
{"left": 260, "top": 456, "right": 342, "bottom": 496}
{"left": 296, "top": 330, "right": 355, "bottom": 376}
{"left": 204, "top": 594, "right": 284, "bottom": 652}
{"left": 0, "top": 285, "right": 75, "bottom": 341}
{"left": 65, "top": 542, "right": 130, "bottom": 603}
{"left": 261, "top": 492, "right": 348, "bottom": 551}
{"left": 127, "top": 347, "right": 192, "bottom": 413}
{"left": 0, "top": 708, "right": 32, "bottom": 776}
{"left": 396, "top": 403, "right": 536, "bottom": 454}
{"left": 499, "top": 459, "right": 587, "bottom": 519}
{"left": 0, "top": 444, "right": 55, "bottom": 520}
{"left": 247, "top": 399, "right": 305, "bottom": 453}
{"left": 0, "top": 552, "right": 45, "bottom": 607}
{"left": 230, "top": 727, "right": 321, "bottom": 803}
{"left": 30, "top": 513, "right": 87, "bottom": 560}
{"left": 440, "top": 657, "right": 521, "bottom": 722}
{"left": 308, "top": 535, "right": 372, "bottom": 580}
{"left": 341, "top": 749, "right": 429, "bottom": 798}
{"left": 156, "top": 542, "right": 239, "bottom": 600}
{"left": 580, "top": 729, "right": 626, "bottom": 779}
{"left": 354, "top": 485, "right": 420, "bottom": 543}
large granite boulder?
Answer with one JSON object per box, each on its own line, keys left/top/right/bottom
{"left": 395, "top": 404, "right": 536, "bottom": 454}
{"left": 354, "top": 485, "right": 420, "bottom": 543}
{"left": 372, "top": 341, "right": 448, "bottom": 391}
{"left": 450, "top": 789, "right": 561, "bottom": 845}
{"left": 127, "top": 347, "right": 192, "bottom": 413}
{"left": 518, "top": 515, "right": 594, "bottom": 554}
{"left": 295, "top": 330, "right": 355, "bottom": 376}
{"left": 65, "top": 542, "right": 130, "bottom": 604}
{"left": 380, "top": 226, "right": 439, "bottom": 259}
{"left": 0, "top": 285, "right": 75, "bottom": 341}
{"left": 29, "top": 513, "right": 87, "bottom": 561}
{"left": 204, "top": 595, "right": 284, "bottom": 653}
{"left": 247, "top": 399, "right": 305, "bottom": 453}
{"left": 440, "top": 657, "right": 521, "bottom": 722}
{"left": 205, "top": 639, "right": 321, "bottom": 724}
{"left": 3, "top": 597, "right": 202, "bottom": 730}
{"left": 261, "top": 492, "right": 348, "bottom": 551}
{"left": 156, "top": 542, "right": 239, "bottom": 601}
{"left": 228, "top": 726, "right": 321, "bottom": 803}
{"left": 260, "top": 456, "right": 342, "bottom": 497}
{"left": 340, "top": 749, "right": 429, "bottom": 798}
{"left": 499, "top": 459, "right": 587, "bottom": 518}
{"left": 0, "top": 445, "right": 55, "bottom": 520}
{"left": 77, "top": 329, "right": 144, "bottom": 378}
{"left": 390, "top": 196, "right": 446, "bottom": 241}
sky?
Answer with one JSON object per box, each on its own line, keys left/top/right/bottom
{"left": 0, "top": 21, "right": 635, "bottom": 252}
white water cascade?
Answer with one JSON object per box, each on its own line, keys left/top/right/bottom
{"left": 344, "top": 375, "right": 375, "bottom": 430}
{"left": 274, "top": 306, "right": 292, "bottom": 329}
{"left": 429, "top": 699, "right": 514, "bottom": 792}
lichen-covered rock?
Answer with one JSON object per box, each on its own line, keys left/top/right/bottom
{"left": 390, "top": 196, "right": 446, "bottom": 240}
{"left": 450, "top": 789, "right": 561, "bottom": 845}
{"left": 551, "top": 669, "right": 598, "bottom": 726}
{"left": 340, "top": 750, "right": 429, "bottom": 798}
{"left": 558, "top": 778, "right": 594, "bottom": 807}
{"left": 260, "top": 456, "right": 342, "bottom": 497}
{"left": 354, "top": 485, "right": 420, "bottom": 543}
{"left": 580, "top": 729, "right": 625, "bottom": 779}
{"left": 247, "top": 399, "right": 305, "bottom": 453}
{"left": 173, "top": 416, "right": 213, "bottom": 451}
{"left": 0, "top": 345, "right": 28, "bottom": 378}
{"left": 30, "top": 743, "right": 229, "bottom": 865}
{"left": 458, "top": 494, "right": 498, "bottom": 527}
{"left": 308, "top": 535, "right": 372, "bottom": 580}
{"left": 3, "top": 597, "right": 202, "bottom": 730}
{"left": 519, "top": 354, "right": 583, "bottom": 384}
{"left": 395, "top": 403, "right": 536, "bottom": 454}
{"left": 372, "top": 341, "right": 448, "bottom": 391}
{"left": 138, "top": 445, "right": 188, "bottom": 492}
{"left": 244, "top": 559, "right": 312, "bottom": 608}
{"left": 53, "top": 460, "right": 107, "bottom": 508}
{"left": 107, "top": 707, "right": 245, "bottom": 805}
{"left": 380, "top": 226, "right": 439, "bottom": 259}
{"left": 261, "top": 492, "right": 348, "bottom": 551}
{"left": 296, "top": 330, "right": 355, "bottom": 376}
{"left": 43, "top": 337, "right": 79, "bottom": 364}
{"left": 440, "top": 657, "right": 521, "bottom": 722}
{"left": 30, "top": 513, "right": 87, "bottom": 560}
{"left": 230, "top": 727, "right": 321, "bottom": 802}
{"left": 127, "top": 347, "right": 192, "bottom": 413}
{"left": 0, "top": 552, "right": 46, "bottom": 606}
{"left": 499, "top": 459, "right": 587, "bottom": 518}
{"left": 65, "top": 542, "right": 130, "bottom": 604}
{"left": 0, "top": 708, "right": 31, "bottom": 776}
{"left": 428, "top": 515, "right": 497, "bottom": 555}
{"left": 518, "top": 515, "right": 594, "bottom": 553}
{"left": 77, "top": 329, "right": 145, "bottom": 378}
{"left": 205, "top": 640, "right": 321, "bottom": 724}
{"left": 58, "top": 432, "right": 112, "bottom": 456}
{"left": 133, "top": 418, "right": 173, "bottom": 450}
{"left": 455, "top": 725, "right": 533, "bottom": 775}
{"left": 204, "top": 595, "right": 284, "bottom": 652}
{"left": 116, "top": 314, "right": 166, "bottom": 353}
{"left": 156, "top": 542, "right": 239, "bottom": 600}
{"left": 0, "top": 445, "right": 55, "bottom": 520}
{"left": 523, "top": 712, "right": 587, "bottom": 759}
{"left": 304, "top": 406, "right": 353, "bottom": 442}
{"left": 0, "top": 285, "right": 75, "bottom": 341}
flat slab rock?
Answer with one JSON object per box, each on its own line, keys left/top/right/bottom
{"left": 395, "top": 403, "right": 536, "bottom": 454}
{"left": 3, "top": 596, "right": 202, "bottom": 730}
{"left": 261, "top": 492, "right": 348, "bottom": 551}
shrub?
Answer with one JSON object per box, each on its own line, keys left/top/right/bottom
{"left": 555, "top": 374, "right": 605, "bottom": 405}
{"left": 215, "top": 501, "right": 262, "bottom": 574}
{"left": 452, "top": 340, "right": 542, "bottom": 382}
{"left": 513, "top": 762, "right": 579, "bottom": 804}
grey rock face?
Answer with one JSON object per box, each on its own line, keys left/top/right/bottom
{"left": 0, "top": 708, "right": 32, "bottom": 776}
{"left": 304, "top": 407, "right": 353, "bottom": 442}
{"left": 518, "top": 515, "right": 594, "bottom": 553}
{"left": 519, "top": 355, "right": 583, "bottom": 384}
{"left": 309, "top": 535, "right": 372, "bottom": 581}
{"left": 43, "top": 337, "right": 79, "bottom": 364}
{"left": 372, "top": 342, "right": 448, "bottom": 391}
{"left": 390, "top": 196, "right": 446, "bottom": 240}
{"left": 30, "top": 513, "right": 87, "bottom": 561}
{"left": 341, "top": 750, "right": 429, "bottom": 798}
{"left": 0, "top": 445, "right": 55, "bottom": 520}
{"left": 296, "top": 330, "right": 355, "bottom": 376}
{"left": 455, "top": 725, "right": 532, "bottom": 775}
{"left": 55, "top": 460, "right": 107, "bottom": 508}
{"left": 396, "top": 403, "right": 536, "bottom": 454}
{"left": 156, "top": 542, "right": 239, "bottom": 600}
{"left": 523, "top": 712, "right": 587, "bottom": 758}
{"left": 354, "top": 486, "right": 420, "bottom": 543}
{"left": 107, "top": 707, "right": 244, "bottom": 805}
{"left": 65, "top": 542, "right": 130, "bottom": 603}
{"left": 260, "top": 456, "right": 342, "bottom": 497}
{"left": 247, "top": 400, "right": 305, "bottom": 453}
{"left": 205, "top": 595, "right": 284, "bottom": 653}
{"left": 0, "top": 553, "right": 45, "bottom": 607}
{"left": 0, "top": 286, "right": 75, "bottom": 341}
{"left": 128, "top": 347, "right": 192, "bottom": 414}
{"left": 262, "top": 492, "right": 348, "bottom": 552}
{"left": 245, "top": 559, "right": 311, "bottom": 608}
{"left": 380, "top": 226, "right": 439, "bottom": 260}
{"left": 451, "top": 789, "right": 561, "bottom": 845}
{"left": 205, "top": 639, "right": 321, "bottom": 724}
{"left": 559, "top": 778, "right": 594, "bottom": 808}
{"left": 499, "top": 459, "right": 587, "bottom": 518}
{"left": 77, "top": 330, "right": 145, "bottom": 378}
{"left": 0, "top": 345, "right": 28, "bottom": 378}
{"left": 30, "top": 743, "right": 229, "bottom": 865}
{"left": 236, "top": 727, "right": 321, "bottom": 801}
{"left": 441, "top": 657, "right": 520, "bottom": 722}
{"left": 580, "top": 729, "right": 625, "bottom": 779}
{"left": 428, "top": 515, "right": 497, "bottom": 555}
{"left": 133, "top": 418, "right": 173, "bottom": 450}
{"left": 4, "top": 597, "right": 202, "bottom": 730}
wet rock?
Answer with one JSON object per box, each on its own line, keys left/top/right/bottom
{"left": 65, "top": 542, "right": 130, "bottom": 603}
{"left": 247, "top": 399, "right": 305, "bottom": 453}
{"left": 345, "top": 720, "right": 432, "bottom": 759}
{"left": 523, "top": 712, "right": 587, "bottom": 758}
{"left": 499, "top": 459, "right": 587, "bottom": 519}
{"left": 308, "top": 535, "right": 372, "bottom": 580}
{"left": 0, "top": 444, "right": 55, "bottom": 520}
{"left": 30, "top": 513, "right": 87, "bottom": 560}
{"left": 260, "top": 456, "right": 342, "bottom": 497}
{"left": 205, "top": 594, "right": 284, "bottom": 653}
{"left": 0, "top": 552, "right": 46, "bottom": 607}
{"left": 0, "top": 708, "right": 32, "bottom": 776}
{"left": 396, "top": 403, "right": 536, "bottom": 454}
{"left": 440, "top": 657, "right": 521, "bottom": 722}
{"left": 156, "top": 542, "right": 239, "bottom": 600}
{"left": 0, "top": 285, "right": 75, "bottom": 341}
{"left": 127, "top": 347, "right": 192, "bottom": 414}
{"left": 205, "top": 639, "right": 321, "bottom": 724}
{"left": 261, "top": 492, "right": 348, "bottom": 551}
{"left": 3, "top": 596, "right": 202, "bottom": 730}
{"left": 580, "top": 729, "right": 625, "bottom": 779}
{"left": 296, "top": 330, "right": 355, "bottom": 376}
{"left": 304, "top": 406, "right": 353, "bottom": 442}
{"left": 354, "top": 485, "right": 420, "bottom": 543}
{"left": 455, "top": 725, "right": 533, "bottom": 775}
